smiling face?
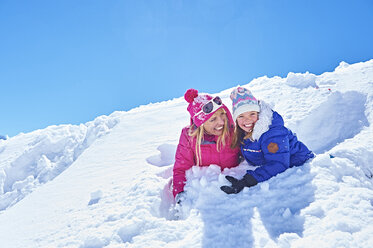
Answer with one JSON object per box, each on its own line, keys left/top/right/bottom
{"left": 236, "top": 111, "right": 259, "bottom": 133}
{"left": 202, "top": 108, "right": 227, "bottom": 136}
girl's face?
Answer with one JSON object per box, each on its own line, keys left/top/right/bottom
{"left": 237, "top": 111, "right": 259, "bottom": 133}
{"left": 203, "top": 108, "right": 227, "bottom": 136}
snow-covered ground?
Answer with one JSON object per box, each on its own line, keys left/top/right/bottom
{"left": 0, "top": 60, "right": 372, "bottom": 247}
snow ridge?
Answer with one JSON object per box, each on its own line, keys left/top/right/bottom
{"left": 0, "top": 113, "right": 121, "bottom": 212}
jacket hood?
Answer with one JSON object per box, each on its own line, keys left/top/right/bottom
{"left": 251, "top": 100, "right": 280, "bottom": 141}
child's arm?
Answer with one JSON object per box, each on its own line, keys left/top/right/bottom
{"left": 246, "top": 127, "right": 291, "bottom": 182}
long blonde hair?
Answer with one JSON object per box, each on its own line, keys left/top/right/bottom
{"left": 188, "top": 108, "right": 230, "bottom": 166}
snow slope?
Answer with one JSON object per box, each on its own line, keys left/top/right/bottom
{"left": 0, "top": 115, "right": 121, "bottom": 211}
{"left": 0, "top": 60, "right": 372, "bottom": 248}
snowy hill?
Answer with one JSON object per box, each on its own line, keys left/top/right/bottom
{"left": 0, "top": 60, "right": 372, "bottom": 248}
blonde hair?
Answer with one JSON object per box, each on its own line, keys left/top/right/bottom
{"left": 188, "top": 108, "right": 230, "bottom": 166}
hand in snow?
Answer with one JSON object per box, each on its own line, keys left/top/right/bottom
{"left": 220, "top": 174, "right": 258, "bottom": 194}
{"left": 175, "top": 191, "right": 185, "bottom": 205}
{"left": 174, "top": 192, "right": 185, "bottom": 220}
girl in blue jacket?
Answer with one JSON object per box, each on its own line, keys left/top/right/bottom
{"left": 221, "top": 87, "right": 314, "bottom": 194}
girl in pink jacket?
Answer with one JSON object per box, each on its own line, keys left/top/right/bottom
{"left": 172, "top": 89, "right": 240, "bottom": 199}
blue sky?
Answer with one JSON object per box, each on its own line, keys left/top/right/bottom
{"left": 1, "top": 0, "right": 372, "bottom": 137}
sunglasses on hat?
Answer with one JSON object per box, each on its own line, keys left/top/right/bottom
{"left": 194, "top": 96, "right": 223, "bottom": 117}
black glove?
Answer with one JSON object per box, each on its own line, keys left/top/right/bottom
{"left": 174, "top": 192, "right": 185, "bottom": 220}
{"left": 175, "top": 191, "right": 185, "bottom": 205}
{"left": 220, "top": 174, "right": 258, "bottom": 194}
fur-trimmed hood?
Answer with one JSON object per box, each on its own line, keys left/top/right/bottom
{"left": 251, "top": 100, "right": 276, "bottom": 141}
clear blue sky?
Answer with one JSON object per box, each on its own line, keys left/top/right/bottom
{"left": 1, "top": 0, "right": 372, "bottom": 137}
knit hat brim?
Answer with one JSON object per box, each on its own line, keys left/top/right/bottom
{"left": 233, "top": 104, "right": 260, "bottom": 122}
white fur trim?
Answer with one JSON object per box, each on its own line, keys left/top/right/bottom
{"left": 233, "top": 104, "right": 261, "bottom": 122}
{"left": 251, "top": 100, "right": 273, "bottom": 141}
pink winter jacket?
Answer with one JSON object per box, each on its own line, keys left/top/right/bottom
{"left": 172, "top": 127, "right": 240, "bottom": 197}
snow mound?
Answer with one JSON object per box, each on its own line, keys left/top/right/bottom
{"left": 179, "top": 161, "right": 315, "bottom": 245}
{"left": 146, "top": 144, "right": 177, "bottom": 167}
{"left": 335, "top": 61, "right": 350, "bottom": 71}
{"left": 0, "top": 113, "right": 120, "bottom": 212}
{"left": 289, "top": 90, "right": 369, "bottom": 153}
{"left": 88, "top": 190, "right": 103, "bottom": 206}
{"left": 285, "top": 71, "right": 317, "bottom": 88}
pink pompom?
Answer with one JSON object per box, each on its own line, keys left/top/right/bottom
{"left": 184, "top": 88, "right": 198, "bottom": 103}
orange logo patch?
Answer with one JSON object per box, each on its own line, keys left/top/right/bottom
{"left": 267, "top": 142, "right": 279, "bottom": 153}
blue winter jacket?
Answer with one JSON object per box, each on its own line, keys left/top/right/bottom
{"left": 242, "top": 101, "right": 314, "bottom": 183}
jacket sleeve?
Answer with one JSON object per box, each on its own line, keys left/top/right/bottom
{"left": 172, "top": 128, "right": 196, "bottom": 197}
{"left": 247, "top": 127, "right": 290, "bottom": 182}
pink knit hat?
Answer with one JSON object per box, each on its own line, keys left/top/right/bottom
{"left": 184, "top": 88, "right": 234, "bottom": 127}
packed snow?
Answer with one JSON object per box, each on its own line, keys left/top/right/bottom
{"left": 0, "top": 115, "right": 121, "bottom": 211}
{"left": 0, "top": 60, "right": 372, "bottom": 248}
